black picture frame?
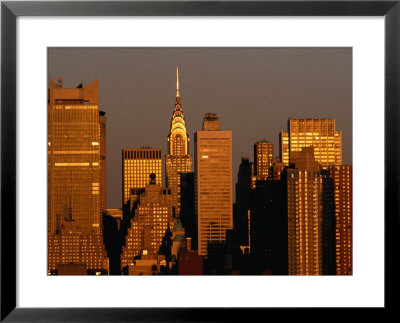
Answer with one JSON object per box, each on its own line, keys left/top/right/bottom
{"left": 1, "top": 1, "right": 398, "bottom": 321}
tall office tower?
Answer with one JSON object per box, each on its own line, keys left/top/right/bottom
{"left": 194, "top": 113, "right": 232, "bottom": 256}
{"left": 180, "top": 172, "right": 196, "bottom": 250}
{"left": 120, "top": 174, "right": 174, "bottom": 271}
{"left": 48, "top": 78, "right": 108, "bottom": 274}
{"left": 253, "top": 140, "right": 273, "bottom": 180}
{"left": 165, "top": 67, "right": 192, "bottom": 218}
{"left": 234, "top": 157, "right": 252, "bottom": 246}
{"left": 99, "top": 111, "right": 107, "bottom": 215}
{"left": 286, "top": 147, "right": 334, "bottom": 275}
{"left": 328, "top": 165, "right": 352, "bottom": 275}
{"left": 122, "top": 148, "right": 162, "bottom": 205}
{"left": 280, "top": 119, "right": 342, "bottom": 166}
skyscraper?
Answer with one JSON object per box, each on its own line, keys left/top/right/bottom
{"left": 194, "top": 113, "right": 233, "bottom": 256}
{"left": 165, "top": 67, "right": 192, "bottom": 218}
{"left": 280, "top": 119, "right": 342, "bottom": 166}
{"left": 286, "top": 147, "right": 334, "bottom": 275}
{"left": 328, "top": 165, "right": 353, "bottom": 275}
{"left": 48, "top": 78, "right": 103, "bottom": 234}
{"left": 122, "top": 148, "right": 162, "bottom": 205}
{"left": 47, "top": 78, "right": 108, "bottom": 274}
{"left": 253, "top": 140, "right": 274, "bottom": 181}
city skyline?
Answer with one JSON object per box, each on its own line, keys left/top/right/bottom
{"left": 48, "top": 47, "right": 352, "bottom": 209}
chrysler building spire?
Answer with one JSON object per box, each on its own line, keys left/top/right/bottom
{"left": 176, "top": 66, "right": 180, "bottom": 98}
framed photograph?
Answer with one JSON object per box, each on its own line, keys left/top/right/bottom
{"left": 1, "top": 0, "right": 398, "bottom": 321}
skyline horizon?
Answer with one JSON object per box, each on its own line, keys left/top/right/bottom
{"left": 48, "top": 47, "right": 352, "bottom": 208}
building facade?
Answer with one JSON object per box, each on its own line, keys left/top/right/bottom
{"left": 253, "top": 140, "right": 274, "bottom": 181}
{"left": 122, "top": 148, "right": 162, "bottom": 205}
{"left": 120, "top": 174, "right": 174, "bottom": 271}
{"left": 47, "top": 78, "right": 108, "bottom": 274}
{"left": 328, "top": 165, "right": 353, "bottom": 275}
{"left": 280, "top": 119, "right": 342, "bottom": 166}
{"left": 165, "top": 67, "right": 192, "bottom": 218}
{"left": 286, "top": 147, "right": 334, "bottom": 275}
{"left": 194, "top": 113, "right": 233, "bottom": 256}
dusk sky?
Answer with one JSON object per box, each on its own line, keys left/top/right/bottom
{"left": 48, "top": 47, "right": 352, "bottom": 209}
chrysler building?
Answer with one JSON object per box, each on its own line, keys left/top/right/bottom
{"left": 165, "top": 67, "right": 192, "bottom": 218}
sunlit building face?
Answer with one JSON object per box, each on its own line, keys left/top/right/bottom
{"left": 328, "top": 165, "right": 352, "bottom": 275}
{"left": 287, "top": 168, "right": 324, "bottom": 275}
{"left": 280, "top": 119, "right": 342, "bottom": 167}
{"left": 254, "top": 141, "right": 273, "bottom": 179}
{"left": 47, "top": 79, "right": 108, "bottom": 274}
{"left": 48, "top": 79, "right": 103, "bottom": 235}
{"left": 194, "top": 113, "right": 233, "bottom": 256}
{"left": 120, "top": 182, "right": 174, "bottom": 271}
{"left": 122, "top": 148, "right": 162, "bottom": 205}
{"left": 286, "top": 147, "right": 335, "bottom": 276}
{"left": 251, "top": 140, "right": 273, "bottom": 188}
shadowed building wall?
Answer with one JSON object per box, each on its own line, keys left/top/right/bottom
{"left": 180, "top": 172, "right": 196, "bottom": 250}
{"left": 99, "top": 111, "right": 107, "bottom": 215}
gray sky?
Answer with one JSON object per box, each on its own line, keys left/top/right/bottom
{"left": 48, "top": 47, "right": 352, "bottom": 208}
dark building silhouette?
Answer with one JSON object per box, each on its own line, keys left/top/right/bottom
{"left": 321, "top": 169, "right": 336, "bottom": 275}
{"left": 250, "top": 178, "right": 288, "bottom": 275}
{"left": 233, "top": 158, "right": 252, "bottom": 246}
{"left": 180, "top": 172, "right": 196, "bottom": 250}
{"left": 178, "top": 238, "right": 204, "bottom": 275}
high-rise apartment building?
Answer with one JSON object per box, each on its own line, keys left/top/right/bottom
{"left": 48, "top": 78, "right": 108, "bottom": 274}
{"left": 165, "top": 67, "right": 192, "bottom": 218}
{"left": 280, "top": 119, "right": 342, "bottom": 166}
{"left": 194, "top": 113, "right": 232, "bottom": 256}
{"left": 122, "top": 148, "right": 162, "bottom": 205}
{"left": 120, "top": 174, "right": 174, "bottom": 271}
{"left": 328, "top": 165, "right": 352, "bottom": 275}
{"left": 286, "top": 147, "right": 334, "bottom": 275}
